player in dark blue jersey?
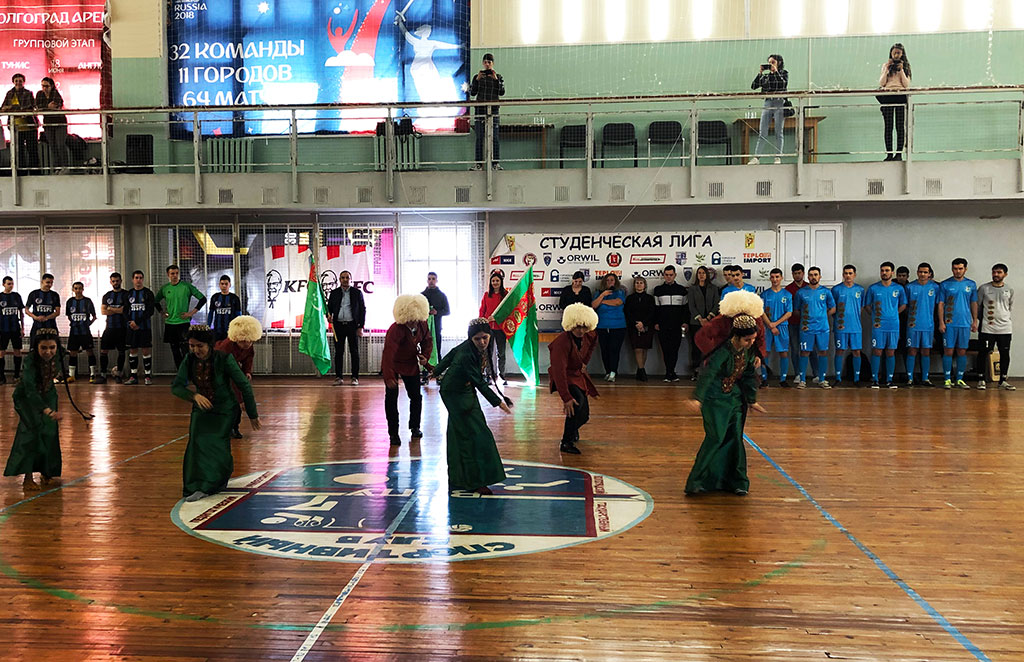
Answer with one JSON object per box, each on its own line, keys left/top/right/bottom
{"left": 830, "top": 265, "right": 865, "bottom": 386}
{"left": 0, "top": 276, "right": 25, "bottom": 384}
{"left": 207, "top": 275, "right": 242, "bottom": 342}
{"left": 65, "top": 281, "right": 98, "bottom": 383}
{"left": 863, "top": 262, "right": 908, "bottom": 388}
{"left": 905, "top": 262, "right": 941, "bottom": 386}
{"left": 760, "top": 268, "right": 793, "bottom": 386}
{"left": 124, "top": 270, "right": 158, "bottom": 386}
{"left": 793, "top": 266, "right": 836, "bottom": 388}
{"left": 938, "top": 257, "right": 979, "bottom": 389}
{"left": 25, "top": 273, "right": 60, "bottom": 343}
{"left": 99, "top": 272, "right": 128, "bottom": 383}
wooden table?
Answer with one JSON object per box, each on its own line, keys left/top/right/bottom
{"left": 499, "top": 123, "right": 554, "bottom": 168}
{"left": 734, "top": 115, "right": 825, "bottom": 164}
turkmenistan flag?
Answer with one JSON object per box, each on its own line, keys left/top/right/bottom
{"left": 491, "top": 265, "right": 539, "bottom": 386}
{"left": 298, "top": 252, "right": 333, "bottom": 376}
{"left": 426, "top": 314, "right": 439, "bottom": 364}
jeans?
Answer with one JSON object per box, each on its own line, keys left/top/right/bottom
{"left": 384, "top": 373, "right": 422, "bottom": 436}
{"left": 474, "top": 113, "right": 500, "bottom": 164}
{"left": 755, "top": 98, "right": 785, "bottom": 156}
{"left": 597, "top": 327, "right": 625, "bottom": 374}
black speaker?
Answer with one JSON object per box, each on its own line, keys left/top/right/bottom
{"left": 125, "top": 134, "right": 154, "bottom": 174}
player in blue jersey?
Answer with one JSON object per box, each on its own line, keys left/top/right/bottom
{"left": 864, "top": 262, "right": 908, "bottom": 388}
{"left": 720, "top": 265, "right": 757, "bottom": 299}
{"left": 125, "top": 270, "right": 158, "bottom": 386}
{"left": 100, "top": 272, "right": 128, "bottom": 383}
{"left": 0, "top": 276, "right": 25, "bottom": 384}
{"left": 905, "top": 262, "right": 941, "bottom": 386}
{"left": 830, "top": 265, "right": 865, "bottom": 386}
{"left": 65, "top": 282, "right": 98, "bottom": 383}
{"left": 793, "top": 266, "right": 836, "bottom": 388}
{"left": 207, "top": 275, "right": 242, "bottom": 342}
{"left": 760, "top": 268, "right": 793, "bottom": 387}
{"left": 25, "top": 273, "right": 60, "bottom": 344}
{"left": 938, "top": 257, "right": 979, "bottom": 389}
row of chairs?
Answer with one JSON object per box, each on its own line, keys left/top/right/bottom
{"left": 557, "top": 120, "right": 733, "bottom": 168}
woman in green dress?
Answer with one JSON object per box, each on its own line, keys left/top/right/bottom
{"left": 684, "top": 314, "right": 767, "bottom": 496}
{"left": 434, "top": 318, "right": 512, "bottom": 494}
{"left": 172, "top": 325, "right": 261, "bottom": 502}
{"left": 4, "top": 328, "right": 63, "bottom": 490}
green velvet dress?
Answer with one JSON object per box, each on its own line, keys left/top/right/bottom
{"left": 435, "top": 339, "right": 506, "bottom": 491}
{"left": 684, "top": 341, "right": 759, "bottom": 495}
{"left": 4, "top": 353, "right": 61, "bottom": 479}
{"left": 172, "top": 350, "right": 258, "bottom": 497}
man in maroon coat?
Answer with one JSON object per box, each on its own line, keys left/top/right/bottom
{"left": 549, "top": 303, "right": 599, "bottom": 455}
{"left": 382, "top": 294, "right": 433, "bottom": 446}
{"left": 213, "top": 315, "right": 261, "bottom": 439}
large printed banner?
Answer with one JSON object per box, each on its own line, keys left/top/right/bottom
{"left": 263, "top": 238, "right": 396, "bottom": 332}
{"left": 167, "top": 0, "right": 470, "bottom": 135}
{"left": 489, "top": 231, "right": 778, "bottom": 323}
{"left": 0, "top": 0, "right": 104, "bottom": 138}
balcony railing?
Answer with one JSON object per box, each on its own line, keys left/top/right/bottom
{"left": 3, "top": 84, "right": 1022, "bottom": 205}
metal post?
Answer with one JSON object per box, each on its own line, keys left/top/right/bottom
{"left": 904, "top": 95, "right": 913, "bottom": 194}
{"left": 585, "top": 110, "right": 594, "bottom": 200}
{"left": 193, "top": 112, "right": 203, "bottom": 203}
{"left": 385, "top": 109, "right": 396, "bottom": 203}
{"left": 485, "top": 108, "right": 494, "bottom": 201}
{"left": 11, "top": 119, "right": 19, "bottom": 206}
{"left": 101, "top": 114, "right": 111, "bottom": 205}
{"left": 1018, "top": 95, "right": 1024, "bottom": 193}
{"left": 795, "top": 98, "right": 805, "bottom": 196}
{"left": 689, "top": 102, "right": 697, "bottom": 198}
{"left": 290, "top": 109, "right": 299, "bottom": 203}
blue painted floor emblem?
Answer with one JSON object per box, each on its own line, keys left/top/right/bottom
{"left": 172, "top": 458, "right": 653, "bottom": 563}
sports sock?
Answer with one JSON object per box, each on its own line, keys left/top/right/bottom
{"left": 906, "top": 355, "right": 916, "bottom": 382}
{"left": 885, "top": 355, "right": 895, "bottom": 383}
{"left": 870, "top": 354, "right": 881, "bottom": 381}
{"left": 943, "top": 354, "right": 952, "bottom": 380}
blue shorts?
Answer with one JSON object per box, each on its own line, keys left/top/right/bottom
{"left": 766, "top": 328, "right": 789, "bottom": 353}
{"left": 906, "top": 329, "right": 933, "bottom": 349}
{"left": 835, "top": 332, "right": 862, "bottom": 351}
{"left": 800, "top": 330, "right": 829, "bottom": 352}
{"left": 944, "top": 326, "right": 971, "bottom": 349}
{"left": 871, "top": 330, "right": 899, "bottom": 350}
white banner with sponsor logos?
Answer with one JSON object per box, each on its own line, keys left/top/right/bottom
{"left": 489, "top": 231, "right": 778, "bottom": 322}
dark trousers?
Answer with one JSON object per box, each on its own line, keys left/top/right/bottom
{"left": 659, "top": 326, "right": 682, "bottom": 376}
{"left": 979, "top": 332, "right": 1011, "bottom": 381}
{"left": 334, "top": 321, "right": 360, "bottom": 379}
{"left": 14, "top": 129, "right": 39, "bottom": 175}
{"left": 597, "top": 327, "right": 625, "bottom": 374}
{"left": 488, "top": 331, "right": 506, "bottom": 377}
{"left": 877, "top": 94, "right": 908, "bottom": 156}
{"left": 385, "top": 373, "right": 422, "bottom": 435}
{"left": 561, "top": 384, "right": 590, "bottom": 443}
{"left": 474, "top": 114, "right": 500, "bottom": 163}
{"left": 688, "top": 330, "right": 703, "bottom": 373}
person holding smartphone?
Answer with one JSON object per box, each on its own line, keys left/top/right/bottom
{"left": 749, "top": 54, "right": 788, "bottom": 165}
{"left": 469, "top": 53, "right": 505, "bottom": 170}
{"left": 876, "top": 43, "right": 912, "bottom": 161}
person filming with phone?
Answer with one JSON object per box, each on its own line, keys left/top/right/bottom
{"left": 749, "top": 54, "right": 788, "bottom": 165}
{"left": 469, "top": 53, "right": 505, "bottom": 170}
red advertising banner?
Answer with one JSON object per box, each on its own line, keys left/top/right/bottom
{"left": 0, "top": 0, "right": 104, "bottom": 138}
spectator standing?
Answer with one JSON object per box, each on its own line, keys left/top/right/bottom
{"left": 624, "top": 276, "right": 656, "bottom": 382}
{"left": 469, "top": 53, "right": 504, "bottom": 170}
{"left": 558, "top": 271, "right": 592, "bottom": 309}
{"left": 591, "top": 273, "right": 626, "bottom": 382}
{"left": 748, "top": 54, "right": 788, "bottom": 165}
{"left": 35, "top": 77, "right": 66, "bottom": 172}
{"left": 2, "top": 73, "right": 38, "bottom": 175}
{"left": 877, "top": 43, "right": 911, "bottom": 161}
{"left": 652, "top": 265, "right": 688, "bottom": 382}
{"left": 420, "top": 271, "right": 450, "bottom": 383}
{"left": 687, "top": 266, "right": 720, "bottom": 379}
{"left": 326, "top": 270, "right": 366, "bottom": 386}
{"left": 977, "top": 263, "right": 1014, "bottom": 390}
{"left": 478, "top": 271, "right": 508, "bottom": 382}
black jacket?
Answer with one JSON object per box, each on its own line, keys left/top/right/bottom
{"left": 558, "top": 285, "right": 592, "bottom": 310}
{"left": 469, "top": 70, "right": 504, "bottom": 115}
{"left": 624, "top": 292, "right": 656, "bottom": 329}
{"left": 751, "top": 69, "right": 789, "bottom": 97}
{"left": 651, "top": 282, "right": 689, "bottom": 327}
{"left": 327, "top": 286, "right": 366, "bottom": 328}
{"left": 421, "top": 286, "right": 450, "bottom": 333}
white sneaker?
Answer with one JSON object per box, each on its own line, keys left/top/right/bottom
{"left": 608, "top": 372, "right": 616, "bottom": 383}
{"left": 773, "top": 157, "right": 782, "bottom": 164}
{"left": 351, "top": 378, "right": 359, "bottom": 386}
{"left": 977, "top": 380, "right": 986, "bottom": 390}
{"left": 1000, "top": 381, "right": 1016, "bottom": 390}
{"left": 812, "top": 376, "right": 821, "bottom": 384}
{"left": 747, "top": 157, "right": 760, "bottom": 165}
{"left": 795, "top": 380, "right": 806, "bottom": 389}
{"left": 470, "top": 163, "right": 483, "bottom": 171}
{"left": 820, "top": 380, "right": 831, "bottom": 389}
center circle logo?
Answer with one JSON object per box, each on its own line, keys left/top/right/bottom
{"left": 172, "top": 459, "right": 653, "bottom": 563}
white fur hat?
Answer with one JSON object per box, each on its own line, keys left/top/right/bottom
{"left": 393, "top": 293, "right": 430, "bottom": 324}
{"left": 561, "top": 302, "right": 598, "bottom": 332}
{"left": 719, "top": 290, "right": 764, "bottom": 318}
{"left": 227, "top": 315, "right": 263, "bottom": 343}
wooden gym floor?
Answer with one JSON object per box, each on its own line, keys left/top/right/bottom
{"left": 0, "top": 377, "right": 1021, "bottom": 661}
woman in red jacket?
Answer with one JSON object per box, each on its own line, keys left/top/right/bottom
{"left": 478, "top": 270, "right": 508, "bottom": 383}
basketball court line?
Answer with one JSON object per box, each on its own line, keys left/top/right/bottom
{"left": 743, "top": 433, "right": 992, "bottom": 662}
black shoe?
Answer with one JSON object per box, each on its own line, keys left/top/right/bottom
{"left": 893, "top": 153, "right": 903, "bottom": 161}
{"left": 870, "top": 380, "right": 880, "bottom": 389}
{"left": 637, "top": 369, "right": 648, "bottom": 382}
{"left": 779, "top": 380, "right": 790, "bottom": 388}
{"left": 410, "top": 429, "right": 424, "bottom": 439}
{"left": 231, "top": 428, "right": 243, "bottom": 439}
{"left": 389, "top": 435, "right": 402, "bottom": 446}
{"left": 559, "top": 441, "right": 581, "bottom": 454}
{"left": 883, "top": 154, "right": 894, "bottom": 161}
{"left": 0, "top": 374, "right": 6, "bottom": 385}
{"left": 92, "top": 374, "right": 107, "bottom": 384}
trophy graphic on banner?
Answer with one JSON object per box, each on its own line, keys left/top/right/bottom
{"left": 505, "top": 235, "right": 516, "bottom": 252}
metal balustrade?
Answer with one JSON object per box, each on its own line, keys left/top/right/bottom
{"left": 2, "top": 85, "right": 1022, "bottom": 206}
